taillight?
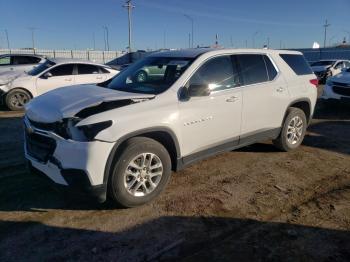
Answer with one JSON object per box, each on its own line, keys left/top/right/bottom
{"left": 309, "top": 79, "right": 318, "bottom": 87}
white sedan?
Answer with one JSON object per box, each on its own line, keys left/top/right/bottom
{"left": 0, "top": 58, "right": 119, "bottom": 110}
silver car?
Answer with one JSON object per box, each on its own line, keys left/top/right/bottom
{"left": 0, "top": 54, "right": 46, "bottom": 74}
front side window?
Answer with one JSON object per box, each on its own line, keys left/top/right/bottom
{"left": 77, "top": 64, "right": 100, "bottom": 74}
{"left": 107, "top": 56, "right": 194, "bottom": 94}
{"left": 0, "top": 56, "right": 11, "bottom": 65}
{"left": 188, "top": 55, "right": 240, "bottom": 92}
{"left": 48, "top": 64, "right": 74, "bottom": 77}
{"left": 237, "top": 54, "right": 269, "bottom": 85}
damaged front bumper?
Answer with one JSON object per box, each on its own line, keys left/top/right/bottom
{"left": 24, "top": 117, "right": 115, "bottom": 202}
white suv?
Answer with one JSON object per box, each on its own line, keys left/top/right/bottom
{"left": 24, "top": 49, "right": 318, "bottom": 207}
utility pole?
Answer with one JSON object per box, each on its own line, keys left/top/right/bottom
{"left": 184, "top": 14, "right": 194, "bottom": 48}
{"left": 103, "top": 26, "right": 110, "bottom": 51}
{"left": 4, "top": 30, "right": 10, "bottom": 49}
{"left": 323, "top": 19, "right": 330, "bottom": 48}
{"left": 123, "top": 0, "right": 135, "bottom": 53}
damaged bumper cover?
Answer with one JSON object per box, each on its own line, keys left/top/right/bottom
{"left": 24, "top": 117, "right": 115, "bottom": 202}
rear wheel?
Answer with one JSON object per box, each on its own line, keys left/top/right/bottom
{"left": 5, "top": 89, "right": 31, "bottom": 111}
{"left": 273, "top": 107, "right": 307, "bottom": 151}
{"left": 108, "top": 137, "right": 171, "bottom": 207}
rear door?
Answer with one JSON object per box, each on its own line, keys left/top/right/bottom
{"left": 36, "top": 64, "right": 75, "bottom": 95}
{"left": 76, "top": 64, "right": 107, "bottom": 84}
{"left": 237, "top": 54, "right": 289, "bottom": 137}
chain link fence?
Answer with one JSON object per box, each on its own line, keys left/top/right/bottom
{"left": 0, "top": 49, "right": 124, "bottom": 64}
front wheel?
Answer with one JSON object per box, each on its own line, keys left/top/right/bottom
{"left": 108, "top": 137, "right": 172, "bottom": 207}
{"left": 273, "top": 107, "right": 307, "bottom": 151}
{"left": 5, "top": 89, "right": 31, "bottom": 111}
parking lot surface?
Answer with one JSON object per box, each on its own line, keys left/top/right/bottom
{"left": 0, "top": 100, "right": 350, "bottom": 261}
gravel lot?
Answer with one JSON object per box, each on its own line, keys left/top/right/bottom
{"left": 0, "top": 97, "right": 349, "bottom": 261}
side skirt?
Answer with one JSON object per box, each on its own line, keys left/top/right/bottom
{"left": 176, "top": 127, "right": 281, "bottom": 171}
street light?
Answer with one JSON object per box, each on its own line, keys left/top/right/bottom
{"left": 123, "top": 0, "right": 135, "bottom": 53}
{"left": 184, "top": 14, "right": 194, "bottom": 48}
{"left": 103, "top": 26, "right": 110, "bottom": 51}
{"left": 252, "top": 31, "right": 259, "bottom": 48}
{"left": 4, "top": 30, "right": 10, "bottom": 49}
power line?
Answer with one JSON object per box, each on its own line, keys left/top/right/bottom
{"left": 123, "top": 0, "right": 135, "bottom": 53}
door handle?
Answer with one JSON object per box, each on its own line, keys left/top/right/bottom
{"left": 276, "top": 87, "right": 284, "bottom": 92}
{"left": 96, "top": 76, "right": 103, "bottom": 80}
{"left": 65, "top": 78, "right": 72, "bottom": 81}
{"left": 226, "top": 96, "right": 239, "bottom": 102}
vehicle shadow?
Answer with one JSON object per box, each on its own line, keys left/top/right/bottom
{"left": 313, "top": 100, "right": 350, "bottom": 120}
{"left": 0, "top": 216, "right": 349, "bottom": 261}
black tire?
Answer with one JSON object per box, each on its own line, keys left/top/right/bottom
{"left": 108, "top": 137, "right": 172, "bottom": 208}
{"left": 135, "top": 70, "right": 147, "bottom": 82}
{"left": 5, "top": 89, "right": 31, "bottom": 111}
{"left": 273, "top": 107, "right": 307, "bottom": 152}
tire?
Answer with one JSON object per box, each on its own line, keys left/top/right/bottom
{"left": 135, "top": 70, "right": 147, "bottom": 82}
{"left": 5, "top": 89, "right": 31, "bottom": 111}
{"left": 108, "top": 137, "right": 172, "bottom": 207}
{"left": 273, "top": 107, "right": 307, "bottom": 151}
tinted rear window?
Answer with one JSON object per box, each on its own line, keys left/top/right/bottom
{"left": 280, "top": 54, "right": 313, "bottom": 75}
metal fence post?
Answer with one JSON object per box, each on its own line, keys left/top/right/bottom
{"left": 102, "top": 51, "right": 105, "bottom": 63}
{"left": 53, "top": 50, "right": 56, "bottom": 58}
{"left": 87, "top": 50, "right": 90, "bottom": 60}
{"left": 71, "top": 50, "right": 73, "bottom": 58}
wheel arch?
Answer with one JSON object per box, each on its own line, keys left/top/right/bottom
{"left": 284, "top": 98, "right": 312, "bottom": 124}
{"left": 103, "top": 127, "right": 181, "bottom": 185}
{"left": 6, "top": 87, "right": 33, "bottom": 98}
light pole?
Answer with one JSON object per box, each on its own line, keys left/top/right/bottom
{"left": 344, "top": 30, "right": 350, "bottom": 43}
{"left": 4, "top": 30, "right": 10, "bottom": 49}
{"left": 252, "top": 31, "right": 259, "bottom": 48}
{"left": 184, "top": 14, "right": 194, "bottom": 48}
{"left": 28, "top": 27, "right": 37, "bottom": 51}
{"left": 323, "top": 19, "right": 330, "bottom": 48}
{"left": 103, "top": 26, "right": 110, "bottom": 51}
{"left": 123, "top": 0, "right": 135, "bottom": 53}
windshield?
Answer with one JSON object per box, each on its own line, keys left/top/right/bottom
{"left": 311, "top": 61, "right": 335, "bottom": 67}
{"left": 28, "top": 60, "right": 56, "bottom": 76}
{"left": 107, "top": 56, "right": 194, "bottom": 94}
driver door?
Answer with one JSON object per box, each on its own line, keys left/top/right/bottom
{"left": 36, "top": 64, "right": 75, "bottom": 95}
{"left": 178, "top": 55, "right": 242, "bottom": 159}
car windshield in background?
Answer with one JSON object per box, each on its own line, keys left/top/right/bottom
{"left": 28, "top": 60, "right": 56, "bottom": 76}
{"left": 311, "top": 61, "right": 335, "bottom": 66}
{"left": 107, "top": 56, "right": 194, "bottom": 94}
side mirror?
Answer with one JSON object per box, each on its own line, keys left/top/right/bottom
{"left": 188, "top": 84, "right": 211, "bottom": 97}
{"left": 42, "top": 72, "right": 52, "bottom": 79}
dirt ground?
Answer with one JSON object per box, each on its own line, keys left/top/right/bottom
{"left": 0, "top": 97, "right": 350, "bottom": 261}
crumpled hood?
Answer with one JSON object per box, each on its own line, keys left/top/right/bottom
{"left": 311, "top": 65, "right": 331, "bottom": 72}
{"left": 0, "top": 71, "right": 26, "bottom": 85}
{"left": 25, "top": 84, "right": 155, "bottom": 123}
{"left": 330, "top": 72, "right": 350, "bottom": 84}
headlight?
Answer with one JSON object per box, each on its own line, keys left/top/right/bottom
{"left": 78, "top": 120, "right": 113, "bottom": 141}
